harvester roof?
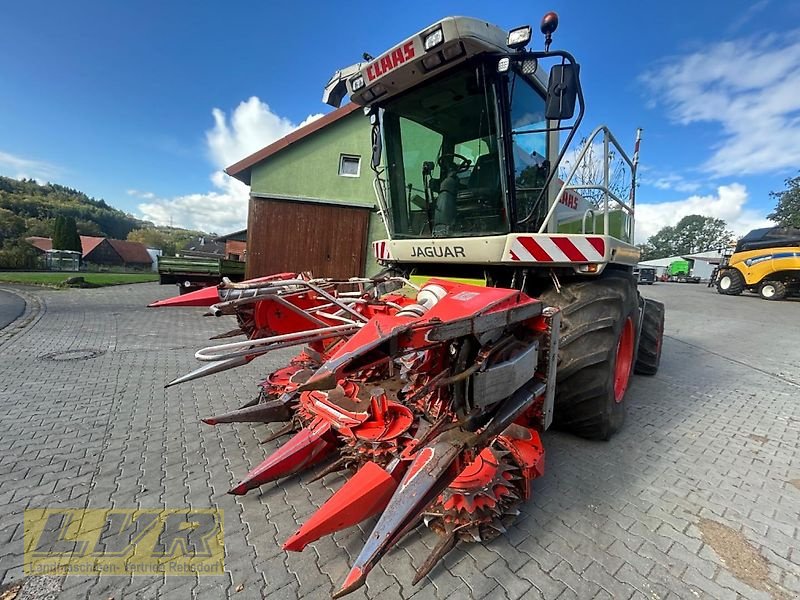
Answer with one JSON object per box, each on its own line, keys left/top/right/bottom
{"left": 323, "top": 16, "right": 514, "bottom": 108}
{"left": 735, "top": 226, "right": 800, "bottom": 253}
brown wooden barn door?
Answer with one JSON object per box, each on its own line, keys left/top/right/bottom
{"left": 247, "top": 198, "right": 370, "bottom": 279}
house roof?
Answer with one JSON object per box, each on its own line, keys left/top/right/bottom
{"left": 26, "top": 235, "right": 151, "bottom": 264}
{"left": 214, "top": 229, "right": 247, "bottom": 242}
{"left": 26, "top": 236, "right": 52, "bottom": 252}
{"left": 184, "top": 236, "right": 225, "bottom": 255}
{"left": 225, "top": 103, "right": 362, "bottom": 185}
{"left": 106, "top": 239, "right": 153, "bottom": 264}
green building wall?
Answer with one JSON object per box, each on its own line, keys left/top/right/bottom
{"left": 249, "top": 111, "right": 385, "bottom": 275}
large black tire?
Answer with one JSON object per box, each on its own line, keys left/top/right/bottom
{"left": 716, "top": 269, "right": 744, "bottom": 295}
{"left": 634, "top": 299, "right": 664, "bottom": 376}
{"left": 540, "top": 272, "right": 639, "bottom": 441}
{"left": 758, "top": 280, "right": 786, "bottom": 301}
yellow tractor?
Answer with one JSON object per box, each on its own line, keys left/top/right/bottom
{"left": 716, "top": 226, "right": 800, "bottom": 300}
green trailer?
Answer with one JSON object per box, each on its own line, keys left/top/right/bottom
{"left": 667, "top": 259, "right": 700, "bottom": 283}
{"left": 157, "top": 256, "right": 246, "bottom": 293}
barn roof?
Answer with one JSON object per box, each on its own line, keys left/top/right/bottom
{"left": 105, "top": 239, "right": 153, "bottom": 264}
{"left": 225, "top": 103, "right": 361, "bottom": 185}
{"left": 80, "top": 236, "right": 106, "bottom": 255}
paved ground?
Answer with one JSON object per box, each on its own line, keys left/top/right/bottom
{"left": 0, "top": 289, "right": 25, "bottom": 330}
{"left": 0, "top": 282, "right": 798, "bottom": 600}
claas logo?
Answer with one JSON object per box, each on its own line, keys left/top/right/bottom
{"left": 24, "top": 509, "right": 224, "bottom": 576}
{"left": 559, "top": 191, "right": 580, "bottom": 210}
{"left": 366, "top": 41, "right": 415, "bottom": 82}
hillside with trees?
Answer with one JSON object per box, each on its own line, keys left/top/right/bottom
{"left": 0, "top": 176, "right": 145, "bottom": 240}
{"left": 0, "top": 176, "right": 213, "bottom": 268}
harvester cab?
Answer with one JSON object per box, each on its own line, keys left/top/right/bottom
{"left": 324, "top": 13, "right": 642, "bottom": 287}
{"left": 153, "top": 12, "right": 666, "bottom": 598}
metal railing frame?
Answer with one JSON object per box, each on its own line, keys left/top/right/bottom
{"left": 536, "top": 125, "right": 638, "bottom": 243}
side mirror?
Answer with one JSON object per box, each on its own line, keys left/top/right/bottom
{"left": 545, "top": 63, "right": 580, "bottom": 120}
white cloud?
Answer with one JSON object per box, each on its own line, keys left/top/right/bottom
{"left": 137, "top": 173, "right": 250, "bottom": 234}
{"left": 127, "top": 189, "right": 155, "bottom": 200}
{"left": 635, "top": 183, "right": 772, "bottom": 244}
{"left": 641, "top": 30, "right": 800, "bottom": 177}
{"left": 137, "top": 97, "right": 324, "bottom": 233}
{"left": 0, "top": 150, "right": 61, "bottom": 182}
{"left": 727, "top": 0, "right": 770, "bottom": 34}
{"left": 640, "top": 172, "right": 701, "bottom": 193}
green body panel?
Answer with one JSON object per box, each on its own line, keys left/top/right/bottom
{"left": 250, "top": 113, "right": 374, "bottom": 206}
{"left": 556, "top": 209, "right": 629, "bottom": 240}
{"left": 365, "top": 212, "right": 386, "bottom": 277}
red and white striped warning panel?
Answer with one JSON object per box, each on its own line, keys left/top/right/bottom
{"left": 509, "top": 235, "right": 606, "bottom": 263}
{"left": 373, "top": 240, "right": 392, "bottom": 261}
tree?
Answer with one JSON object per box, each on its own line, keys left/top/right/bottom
{"left": 0, "top": 208, "right": 25, "bottom": 244}
{"left": 640, "top": 215, "right": 734, "bottom": 260}
{"left": 0, "top": 239, "right": 40, "bottom": 269}
{"left": 127, "top": 227, "right": 208, "bottom": 257}
{"left": 127, "top": 228, "right": 177, "bottom": 256}
{"left": 640, "top": 226, "right": 679, "bottom": 261}
{"left": 63, "top": 216, "right": 82, "bottom": 252}
{"left": 673, "top": 215, "right": 733, "bottom": 254}
{"left": 52, "top": 215, "right": 66, "bottom": 249}
{"left": 25, "top": 218, "right": 55, "bottom": 237}
{"left": 76, "top": 219, "right": 103, "bottom": 236}
{"left": 768, "top": 173, "right": 800, "bottom": 228}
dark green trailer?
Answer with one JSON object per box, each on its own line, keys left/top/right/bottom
{"left": 157, "top": 256, "right": 246, "bottom": 293}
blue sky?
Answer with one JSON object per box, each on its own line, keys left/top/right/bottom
{"left": 2, "top": 0, "right": 799, "bottom": 240}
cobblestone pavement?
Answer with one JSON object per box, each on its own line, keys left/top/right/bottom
{"left": 0, "top": 282, "right": 798, "bottom": 600}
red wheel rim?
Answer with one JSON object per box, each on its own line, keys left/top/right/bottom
{"left": 613, "top": 317, "right": 635, "bottom": 403}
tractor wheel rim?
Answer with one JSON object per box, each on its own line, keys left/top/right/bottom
{"left": 614, "top": 317, "right": 635, "bottom": 403}
{"left": 720, "top": 276, "right": 731, "bottom": 290}
{"left": 763, "top": 285, "right": 775, "bottom": 298}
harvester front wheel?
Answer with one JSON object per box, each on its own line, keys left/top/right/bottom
{"left": 716, "top": 269, "right": 744, "bottom": 295}
{"left": 758, "top": 280, "right": 786, "bottom": 301}
{"left": 540, "top": 272, "right": 638, "bottom": 440}
{"left": 634, "top": 299, "right": 664, "bottom": 376}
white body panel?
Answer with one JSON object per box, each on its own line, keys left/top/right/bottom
{"left": 373, "top": 234, "right": 640, "bottom": 267}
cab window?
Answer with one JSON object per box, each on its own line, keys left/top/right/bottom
{"left": 508, "top": 71, "right": 549, "bottom": 230}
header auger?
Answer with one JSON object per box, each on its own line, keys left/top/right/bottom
{"left": 153, "top": 10, "right": 665, "bottom": 597}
